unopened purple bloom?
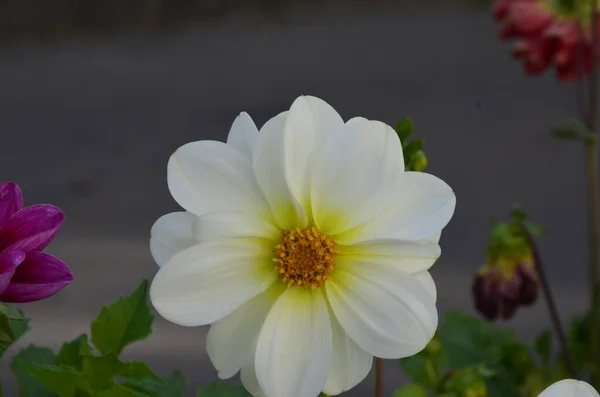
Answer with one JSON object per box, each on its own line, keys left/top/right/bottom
{"left": 0, "top": 182, "right": 72, "bottom": 303}
{"left": 472, "top": 261, "right": 538, "bottom": 321}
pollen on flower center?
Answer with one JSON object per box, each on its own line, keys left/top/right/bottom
{"left": 272, "top": 226, "right": 340, "bottom": 289}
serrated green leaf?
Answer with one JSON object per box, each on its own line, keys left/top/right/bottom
{"left": 91, "top": 280, "right": 153, "bottom": 356}
{"left": 392, "top": 384, "right": 428, "bottom": 397}
{"left": 82, "top": 354, "right": 123, "bottom": 391}
{"left": 125, "top": 371, "right": 187, "bottom": 397}
{"left": 10, "top": 345, "right": 57, "bottom": 397}
{"left": 20, "top": 362, "right": 91, "bottom": 397}
{"left": 197, "top": 381, "right": 252, "bottom": 397}
{"left": 0, "top": 303, "right": 29, "bottom": 358}
{"left": 119, "top": 361, "right": 160, "bottom": 380}
{"left": 56, "top": 335, "right": 92, "bottom": 370}
{"left": 395, "top": 118, "right": 414, "bottom": 143}
{"left": 534, "top": 331, "right": 552, "bottom": 365}
{"left": 96, "top": 385, "right": 145, "bottom": 397}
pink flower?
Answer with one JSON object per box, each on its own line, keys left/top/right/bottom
{"left": 493, "top": 0, "right": 600, "bottom": 81}
{"left": 0, "top": 182, "right": 72, "bottom": 302}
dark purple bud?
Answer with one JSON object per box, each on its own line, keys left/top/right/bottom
{"left": 473, "top": 272, "right": 500, "bottom": 321}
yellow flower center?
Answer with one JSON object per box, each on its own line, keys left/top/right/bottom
{"left": 272, "top": 226, "right": 340, "bottom": 289}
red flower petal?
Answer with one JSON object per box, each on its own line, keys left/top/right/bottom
{"left": 509, "top": 1, "right": 553, "bottom": 35}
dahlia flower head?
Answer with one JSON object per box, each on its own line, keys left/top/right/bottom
{"left": 538, "top": 379, "right": 599, "bottom": 397}
{"left": 493, "top": 0, "right": 600, "bottom": 81}
{"left": 0, "top": 182, "right": 72, "bottom": 303}
{"left": 149, "top": 96, "right": 456, "bottom": 397}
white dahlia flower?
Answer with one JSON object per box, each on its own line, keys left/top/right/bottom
{"left": 537, "top": 379, "right": 599, "bottom": 397}
{"left": 149, "top": 96, "right": 456, "bottom": 397}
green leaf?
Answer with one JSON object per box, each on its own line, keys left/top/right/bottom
{"left": 438, "top": 312, "right": 522, "bottom": 397}
{"left": 567, "top": 313, "right": 591, "bottom": 372}
{"left": 91, "top": 280, "right": 153, "bottom": 356}
{"left": 20, "top": 362, "right": 91, "bottom": 397}
{"left": 392, "top": 384, "right": 428, "bottom": 397}
{"left": 10, "top": 345, "right": 57, "bottom": 397}
{"left": 534, "top": 331, "right": 552, "bottom": 365}
{"left": 95, "top": 385, "right": 145, "bottom": 397}
{"left": 56, "top": 335, "right": 92, "bottom": 370}
{"left": 438, "top": 312, "right": 515, "bottom": 368}
{"left": 551, "top": 118, "right": 595, "bottom": 144}
{"left": 82, "top": 354, "right": 123, "bottom": 391}
{"left": 404, "top": 138, "right": 424, "bottom": 154}
{"left": 125, "top": 371, "right": 187, "bottom": 397}
{"left": 395, "top": 118, "right": 414, "bottom": 143}
{"left": 197, "top": 381, "right": 252, "bottom": 397}
{"left": 0, "top": 303, "right": 30, "bottom": 358}
{"left": 399, "top": 340, "right": 448, "bottom": 388}
{"left": 119, "top": 361, "right": 160, "bottom": 380}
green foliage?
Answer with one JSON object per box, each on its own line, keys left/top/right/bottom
{"left": 400, "top": 335, "right": 448, "bottom": 388}
{"left": 11, "top": 345, "right": 58, "bottom": 397}
{"left": 397, "top": 312, "right": 540, "bottom": 397}
{"left": 534, "top": 331, "right": 552, "bottom": 366}
{"left": 395, "top": 117, "right": 429, "bottom": 172}
{"left": 0, "top": 303, "right": 30, "bottom": 359}
{"left": 393, "top": 384, "right": 429, "bottom": 397}
{"left": 6, "top": 280, "right": 188, "bottom": 397}
{"left": 57, "top": 335, "right": 92, "bottom": 370}
{"left": 551, "top": 118, "right": 595, "bottom": 145}
{"left": 91, "top": 280, "right": 153, "bottom": 356}
{"left": 197, "top": 382, "right": 252, "bottom": 397}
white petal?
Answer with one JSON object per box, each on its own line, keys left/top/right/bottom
{"left": 206, "top": 285, "right": 283, "bottom": 379}
{"left": 167, "top": 140, "right": 272, "bottom": 219}
{"left": 326, "top": 259, "right": 438, "bottom": 359}
{"left": 346, "top": 116, "right": 368, "bottom": 125}
{"left": 241, "top": 361, "right": 265, "bottom": 397}
{"left": 413, "top": 271, "right": 437, "bottom": 302}
{"left": 339, "top": 238, "right": 440, "bottom": 274}
{"left": 253, "top": 96, "right": 344, "bottom": 229}
{"left": 311, "top": 119, "right": 404, "bottom": 236}
{"left": 255, "top": 288, "right": 332, "bottom": 397}
{"left": 253, "top": 112, "right": 307, "bottom": 230}
{"left": 150, "top": 239, "right": 277, "bottom": 326}
{"left": 227, "top": 112, "right": 259, "bottom": 160}
{"left": 538, "top": 380, "right": 599, "bottom": 397}
{"left": 193, "top": 211, "right": 281, "bottom": 244}
{"left": 334, "top": 172, "right": 456, "bottom": 244}
{"left": 322, "top": 310, "right": 373, "bottom": 395}
{"left": 150, "top": 212, "right": 197, "bottom": 267}
{"left": 283, "top": 96, "right": 344, "bottom": 212}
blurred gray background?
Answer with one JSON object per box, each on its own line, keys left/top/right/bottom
{"left": 0, "top": 0, "right": 592, "bottom": 395}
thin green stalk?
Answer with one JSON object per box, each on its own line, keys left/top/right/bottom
{"left": 587, "top": 0, "right": 600, "bottom": 384}
{"left": 520, "top": 225, "right": 577, "bottom": 377}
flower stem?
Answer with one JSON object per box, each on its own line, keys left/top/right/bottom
{"left": 375, "top": 357, "right": 383, "bottom": 397}
{"left": 586, "top": 0, "right": 600, "bottom": 385}
{"left": 519, "top": 224, "right": 577, "bottom": 377}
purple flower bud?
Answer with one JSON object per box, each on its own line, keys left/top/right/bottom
{"left": 0, "top": 182, "right": 72, "bottom": 303}
{"left": 472, "top": 260, "right": 539, "bottom": 321}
